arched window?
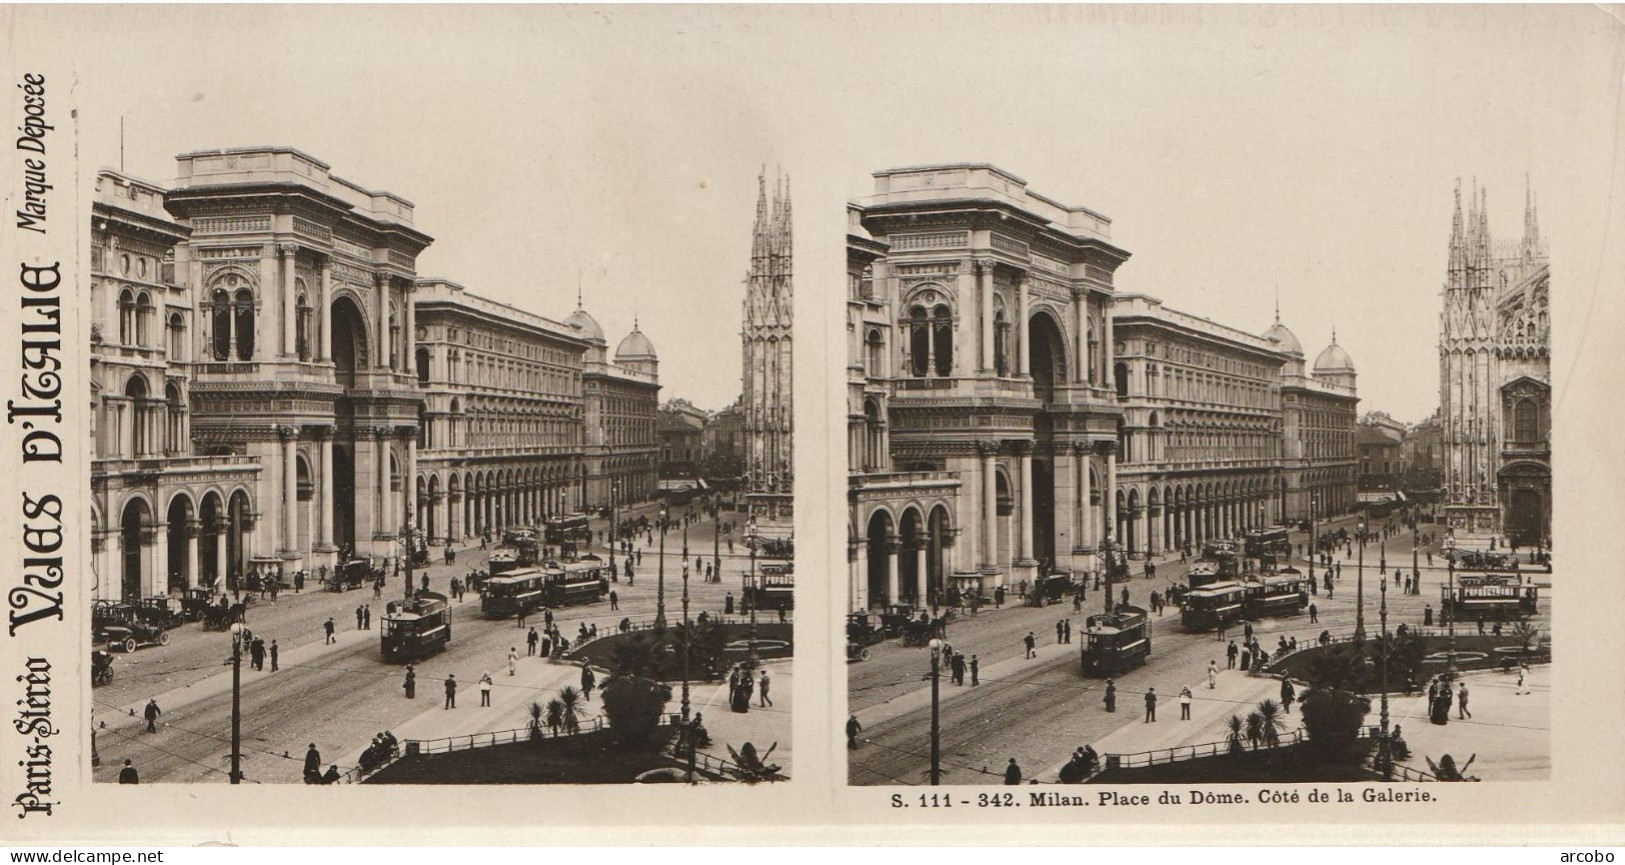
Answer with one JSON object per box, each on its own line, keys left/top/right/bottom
{"left": 295, "top": 291, "right": 313, "bottom": 361}
{"left": 135, "top": 292, "right": 155, "bottom": 346}
{"left": 1514, "top": 398, "right": 1540, "bottom": 444}
{"left": 909, "top": 306, "right": 929, "bottom": 377}
{"left": 210, "top": 289, "right": 231, "bottom": 360}
{"left": 416, "top": 346, "right": 431, "bottom": 384}
{"left": 118, "top": 289, "right": 136, "bottom": 345}
{"left": 1114, "top": 362, "right": 1129, "bottom": 398}
{"left": 932, "top": 304, "right": 953, "bottom": 377}
{"left": 233, "top": 289, "right": 255, "bottom": 361}
{"left": 865, "top": 329, "right": 884, "bottom": 377}
{"left": 167, "top": 312, "right": 186, "bottom": 360}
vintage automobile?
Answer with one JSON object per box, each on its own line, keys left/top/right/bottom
{"left": 327, "top": 558, "right": 374, "bottom": 592}
{"left": 139, "top": 595, "right": 188, "bottom": 631}
{"left": 93, "top": 601, "right": 170, "bottom": 653}
{"left": 846, "top": 612, "right": 886, "bottom": 647}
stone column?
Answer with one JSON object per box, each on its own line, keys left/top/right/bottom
{"left": 187, "top": 520, "right": 201, "bottom": 589}
{"left": 280, "top": 244, "right": 298, "bottom": 359}
{"left": 403, "top": 281, "right": 416, "bottom": 375}
{"left": 1104, "top": 444, "right": 1118, "bottom": 539}
{"left": 375, "top": 274, "right": 391, "bottom": 371}
{"left": 960, "top": 454, "right": 980, "bottom": 573}
{"left": 1074, "top": 289, "right": 1089, "bottom": 384}
{"left": 1016, "top": 270, "right": 1031, "bottom": 377}
{"left": 977, "top": 259, "right": 996, "bottom": 373}
{"left": 1079, "top": 446, "right": 1094, "bottom": 549}
{"left": 318, "top": 258, "right": 332, "bottom": 362}
{"left": 955, "top": 259, "right": 976, "bottom": 376}
{"left": 318, "top": 428, "right": 335, "bottom": 552}
{"left": 886, "top": 539, "right": 900, "bottom": 606}
{"left": 1103, "top": 296, "right": 1116, "bottom": 392}
{"left": 981, "top": 441, "right": 998, "bottom": 569}
{"left": 377, "top": 427, "right": 393, "bottom": 537}
{"left": 1017, "top": 443, "right": 1035, "bottom": 565}
{"left": 214, "top": 526, "right": 228, "bottom": 587}
{"left": 449, "top": 492, "right": 463, "bottom": 544}
{"left": 151, "top": 520, "right": 167, "bottom": 598}
{"left": 915, "top": 543, "right": 929, "bottom": 610}
{"left": 281, "top": 425, "right": 298, "bottom": 554}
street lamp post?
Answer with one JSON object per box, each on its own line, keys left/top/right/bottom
{"left": 681, "top": 563, "right": 691, "bottom": 724}
{"left": 609, "top": 480, "right": 618, "bottom": 579}
{"left": 1355, "top": 519, "right": 1367, "bottom": 642}
{"left": 928, "top": 637, "right": 943, "bottom": 786}
{"left": 1308, "top": 493, "right": 1318, "bottom": 588}
{"left": 1100, "top": 533, "right": 1117, "bottom": 615}
{"left": 1379, "top": 578, "right": 1392, "bottom": 779}
{"left": 656, "top": 507, "right": 668, "bottom": 630}
{"left": 400, "top": 501, "right": 418, "bottom": 600}
{"left": 1446, "top": 538, "right": 1458, "bottom": 674}
{"left": 1411, "top": 522, "right": 1420, "bottom": 596}
{"left": 746, "top": 518, "right": 760, "bottom": 662}
{"left": 712, "top": 497, "right": 721, "bottom": 588}
{"left": 228, "top": 622, "right": 244, "bottom": 784}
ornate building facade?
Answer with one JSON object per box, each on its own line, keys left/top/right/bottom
{"left": 1265, "top": 318, "right": 1360, "bottom": 522}
{"left": 412, "top": 279, "right": 589, "bottom": 544}
{"left": 1110, "top": 294, "right": 1289, "bottom": 557}
{"left": 1438, "top": 181, "right": 1551, "bottom": 544}
{"left": 847, "top": 165, "right": 1127, "bottom": 612}
{"left": 741, "top": 171, "right": 793, "bottom": 523}
{"left": 90, "top": 146, "right": 661, "bottom": 602}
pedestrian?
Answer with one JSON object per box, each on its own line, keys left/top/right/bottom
{"left": 403, "top": 664, "right": 416, "bottom": 699}
{"left": 1023, "top": 631, "right": 1037, "bottom": 660}
{"left": 1476, "top": 616, "right": 1485, "bottom": 636}
{"left": 1308, "top": 603, "right": 1318, "bottom": 624}
{"left": 324, "top": 617, "right": 335, "bottom": 645}
{"left": 444, "top": 674, "right": 457, "bottom": 709}
{"left": 1004, "top": 758, "right": 1022, "bottom": 785}
{"left": 970, "top": 655, "right": 980, "bottom": 686}
{"left": 950, "top": 652, "right": 966, "bottom": 686}
{"left": 363, "top": 604, "right": 371, "bottom": 630}
{"left": 480, "top": 672, "right": 493, "bottom": 707}
{"left": 1144, "top": 687, "right": 1158, "bottom": 723}
{"left": 508, "top": 647, "right": 519, "bottom": 676}
{"left": 1244, "top": 622, "right": 1253, "bottom": 643}
{"left": 527, "top": 627, "right": 539, "bottom": 656}
{"left": 250, "top": 637, "right": 265, "bottom": 671}
{"left": 1064, "top": 619, "right": 1072, "bottom": 644}
{"left": 421, "top": 574, "right": 429, "bottom": 593}
{"left": 846, "top": 714, "right": 862, "bottom": 748}
{"left": 581, "top": 664, "right": 596, "bottom": 700}
{"left": 270, "top": 639, "right": 279, "bottom": 671}
{"left": 759, "top": 670, "right": 772, "bottom": 707}
{"left": 1226, "top": 641, "right": 1238, "bottom": 669}
{"left": 1281, "top": 679, "right": 1296, "bottom": 714}
{"left": 1458, "top": 682, "right": 1471, "bottom": 719}
{"left": 1179, "top": 686, "right": 1192, "bottom": 720}
{"left": 1516, "top": 663, "right": 1528, "bottom": 695}
{"left": 609, "top": 590, "right": 619, "bottom": 611}
{"left": 143, "top": 698, "right": 161, "bottom": 733}
{"left": 118, "top": 759, "right": 139, "bottom": 784}
{"left": 1208, "top": 660, "right": 1218, "bottom": 689}
{"left": 1104, "top": 678, "right": 1117, "bottom": 713}
{"left": 517, "top": 606, "right": 527, "bottom": 629}
{"left": 1121, "top": 586, "right": 1129, "bottom": 608}
{"left": 304, "top": 744, "right": 321, "bottom": 777}
{"left": 355, "top": 605, "right": 364, "bottom": 630}
{"left": 1056, "top": 620, "right": 1064, "bottom": 644}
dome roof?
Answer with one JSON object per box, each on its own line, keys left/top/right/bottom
{"left": 565, "top": 308, "right": 605, "bottom": 343}
{"left": 616, "top": 327, "right": 657, "bottom": 359}
{"left": 1263, "top": 321, "right": 1303, "bottom": 355}
{"left": 1314, "top": 341, "right": 1355, "bottom": 372}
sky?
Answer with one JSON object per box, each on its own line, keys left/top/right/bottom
{"left": 29, "top": 5, "right": 1624, "bottom": 421}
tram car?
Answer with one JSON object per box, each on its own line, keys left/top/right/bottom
{"left": 542, "top": 558, "right": 608, "bottom": 607}
{"left": 1441, "top": 574, "right": 1538, "bottom": 621}
{"left": 480, "top": 568, "right": 547, "bottom": 619}
{"left": 744, "top": 564, "right": 794, "bottom": 612}
{"left": 1181, "top": 581, "right": 1250, "bottom": 631}
{"left": 1246, "top": 570, "right": 1309, "bottom": 619}
{"left": 1188, "top": 541, "right": 1242, "bottom": 588}
{"left": 1080, "top": 605, "right": 1151, "bottom": 677}
{"left": 1244, "top": 527, "right": 1293, "bottom": 573}
{"left": 380, "top": 590, "right": 452, "bottom": 662}
{"left": 544, "top": 514, "right": 593, "bottom": 559}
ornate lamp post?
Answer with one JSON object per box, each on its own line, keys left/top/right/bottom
{"left": 1445, "top": 537, "right": 1458, "bottom": 674}
{"left": 1355, "top": 519, "right": 1367, "bottom": 642}
{"left": 927, "top": 637, "right": 943, "bottom": 786}
{"left": 1411, "top": 519, "right": 1420, "bottom": 596}
{"left": 746, "top": 517, "right": 760, "bottom": 662}
{"left": 608, "top": 480, "right": 618, "bottom": 579}
{"left": 680, "top": 562, "right": 691, "bottom": 724}
{"left": 228, "top": 621, "right": 244, "bottom": 784}
{"left": 399, "top": 502, "right": 418, "bottom": 600}
{"left": 1308, "top": 492, "right": 1318, "bottom": 587}
{"left": 1100, "top": 533, "right": 1118, "bottom": 615}
{"left": 712, "top": 496, "right": 721, "bottom": 588}
{"left": 1379, "top": 578, "right": 1393, "bottom": 779}
{"left": 656, "top": 507, "right": 669, "bottom": 630}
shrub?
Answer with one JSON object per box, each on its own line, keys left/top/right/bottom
{"left": 600, "top": 676, "right": 673, "bottom": 748}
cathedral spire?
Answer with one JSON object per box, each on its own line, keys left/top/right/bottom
{"left": 1523, "top": 174, "right": 1542, "bottom": 259}
{"left": 1448, "top": 178, "right": 1467, "bottom": 285}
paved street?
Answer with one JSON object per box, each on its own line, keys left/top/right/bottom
{"left": 95, "top": 501, "right": 793, "bottom": 783}
{"left": 849, "top": 516, "right": 1552, "bottom": 785}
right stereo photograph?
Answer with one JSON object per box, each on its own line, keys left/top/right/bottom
{"left": 844, "top": 163, "right": 1550, "bottom": 787}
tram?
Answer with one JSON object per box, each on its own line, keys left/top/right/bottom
{"left": 545, "top": 514, "right": 593, "bottom": 559}
{"left": 1079, "top": 605, "right": 1152, "bottom": 677}
{"left": 543, "top": 559, "right": 608, "bottom": 607}
{"left": 380, "top": 590, "right": 452, "bottom": 663}
{"left": 744, "top": 563, "right": 794, "bottom": 612}
{"left": 1246, "top": 571, "right": 1309, "bottom": 619}
{"left": 1188, "top": 541, "right": 1242, "bottom": 588}
{"left": 489, "top": 527, "right": 540, "bottom": 576}
{"left": 1244, "top": 527, "right": 1292, "bottom": 573}
{"left": 481, "top": 568, "right": 547, "bottom": 619}
{"left": 1181, "top": 581, "right": 1250, "bottom": 631}
{"left": 1441, "top": 574, "right": 1538, "bottom": 621}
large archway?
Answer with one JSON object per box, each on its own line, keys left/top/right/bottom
{"left": 1029, "top": 312, "right": 1068, "bottom": 403}
{"left": 1033, "top": 459, "right": 1056, "bottom": 568}
{"left": 227, "top": 490, "right": 251, "bottom": 590}
{"left": 865, "top": 509, "right": 895, "bottom": 609}
{"left": 199, "top": 492, "right": 224, "bottom": 589}
{"left": 898, "top": 508, "right": 925, "bottom": 608}
{"left": 333, "top": 445, "right": 356, "bottom": 554}
{"left": 330, "top": 296, "right": 369, "bottom": 388}
{"left": 120, "top": 498, "right": 151, "bottom": 601}
{"left": 166, "top": 495, "right": 193, "bottom": 594}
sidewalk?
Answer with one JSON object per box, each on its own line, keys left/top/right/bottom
{"left": 1386, "top": 666, "right": 1549, "bottom": 780}
{"left": 684, "top": 659, "right": 793, "bottom": 773}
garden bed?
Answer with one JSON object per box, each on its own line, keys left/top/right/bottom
{"left": 363, "top": 728, "right": 676, "bottom": 784}
{"left": 568, "top": 622, "right": 793, "bottom": 681}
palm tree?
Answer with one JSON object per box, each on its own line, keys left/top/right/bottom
{"left": 1225, "top": 714, "right": 1246, "bottom": 755}
{"left": 555, "top": 685, "right": 584, "bottom": 734}
{"left": 1510, "top": 621, "right": 1542, "bottom": 654}
{"left": 544, "top": 698, "right": 565, "bottom": 735}
{"left": 1253, "top": 698, "right": 1287, "bottom": 747}
{"left": 528, "top": 701, "right": 544, "bottom": 739}
{"left": 608, "top": 632, "right": 665, "bottom": 681}
{"left": 1244, "top": 711, "right": 1265, "bottom": 750}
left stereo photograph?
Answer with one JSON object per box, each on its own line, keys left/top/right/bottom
{"left": 84, "top": 70, "right": 794, "bottom": 787}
